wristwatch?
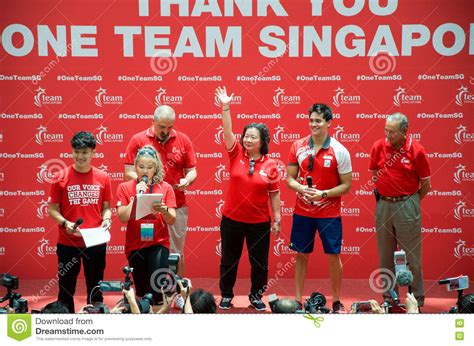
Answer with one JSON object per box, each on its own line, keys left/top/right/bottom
{"left": 321, "top": 191, "right": 328, "bottom": 199}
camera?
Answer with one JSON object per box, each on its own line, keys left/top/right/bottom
{"left": 439, "top": 275, "right": 471, "bottom": 313}
{"left": 0, "top": 273, "right": 28, "bottom": 313}
{"left": 381, "top": 289, "right": 406, "bottom": 313}
{"left": 268, "top": 294, "right": 305, "bottom": 314}
{"left": 1, "top": 273, "right": 19, "bottom": 290}
{"left": 304, "top": 292, "right": 331, "bottom": 314}
{"left": 168, "top": 253, "right": 189, "bottom": 295}
{"left": 99, "top": 266, "right": 134, "bottom": 292}
{"left": 439, "top": 275, "right": 469, "bottom": 292}
{"left": 351, "top": 301, "right": 372, "bottom": 313}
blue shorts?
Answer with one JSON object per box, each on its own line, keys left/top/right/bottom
{"left": 290, "top": 214, "right": 343, "bottom": 254}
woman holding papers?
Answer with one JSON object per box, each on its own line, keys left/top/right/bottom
{"left": 48, "top": 131, "right": 113, "bottom": 313}
{"left": 116, "top": 145, "right": 176, "bottom": 306}
{"left": 214, "top": 87, "right": 282, "bottom": 311}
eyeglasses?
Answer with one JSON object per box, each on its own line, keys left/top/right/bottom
{"left": 248, "top": 159, "right": 255, "bottom": 175}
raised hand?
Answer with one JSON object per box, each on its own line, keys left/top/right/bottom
{"left": 215, "top": 86, "right": 234, "bottom": 107}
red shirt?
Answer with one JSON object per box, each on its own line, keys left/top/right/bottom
{"left": 124, "top": 127, "right": 196, "bottom": 208}
{"left": 222, "top": 141, "right": 280, "bottom": 223}
{"left": 369, "top": 137, "right": 431, "bottom": 196}
{"left": 49, "top": 166, "right": 112, "bottom": 247}
{"left": 116, "top": 179, "right": 176, "bottom": 257}
{"left": 288, "top": 135, "right": 352, "bottom": 218}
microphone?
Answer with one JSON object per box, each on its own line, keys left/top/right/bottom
{"left": 306, "top": 176, "right": 313, "bottom": 188}
{"left": 396, "top": 269, "right": 413, "bottom": 293}
{"left": 138, "top": 176, "right": 148, "bottom": 194}
{"left": 72, "top": 218, "right": 83, "bottom": 231}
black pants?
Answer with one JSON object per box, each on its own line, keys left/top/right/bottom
{"left": 56, "top": 243, "right": 107, "bottom": 313}
{"left": 128, "top": 244, "right": 169, "bottom": 305}
{"left": 219, "top": 216, "right": 271, "bottom": 299}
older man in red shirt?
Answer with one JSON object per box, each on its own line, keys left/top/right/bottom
{"left": 369, "top": 112, "right": 431, "bottom": 307}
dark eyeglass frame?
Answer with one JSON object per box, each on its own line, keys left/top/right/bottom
{"left": 248, "top": 159, "right": 256, "bottom": 175}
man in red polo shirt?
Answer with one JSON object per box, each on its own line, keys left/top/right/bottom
{"left": 124, "top": 105, "right": 197, "bottom": 276}
{"left": 369, "top": 112, "right": 431, "bottom": 307}
{"left": 287, "top": 103, "right": 352, "bottom": 313}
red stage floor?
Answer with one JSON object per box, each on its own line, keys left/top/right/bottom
{"left": 12, "top": 278, "right": 462, "bottom": 313}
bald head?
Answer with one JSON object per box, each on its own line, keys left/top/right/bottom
{"left": 154, "top": 105, "right": 176, "bottom": 122}
{"left": 153, "top": 105, "right": 176, "bottom": 142}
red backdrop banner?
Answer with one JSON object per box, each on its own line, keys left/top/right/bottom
{"left": 0, "top": 0, "right": 473, "bottom": 285}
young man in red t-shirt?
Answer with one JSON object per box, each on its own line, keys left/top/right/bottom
{"left": 287, "top": 104, "right": 352, "bottom": 313}
{"left": 123, "top": 105, "right": 196, "bottom": 277}
{"left": 48, "top": 131, "right": 112, "bottom": 313}
{"left": 369, "top": 113, "right": 431, "bottom": 307}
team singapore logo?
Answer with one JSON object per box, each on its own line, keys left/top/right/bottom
{"left": 214, "top": 93, "right": 242, "bottom": 107}
{"left": 454, "top": 200, "right": 474, "bottom": 221}
{"left": 215, "top": 239, "right": 222, "bottom": 257}
{"left": 455, "top": 86, "right": 474, "bottom": 106}
{"left": 36, "top": 200, "right": 49, "bottom": 219}
{"left": 214, "top": 164, "right": 230, "bottom": 183}
{"left": 333, "top": 126, "right": 360, "bottom": 143}
{"left": 393, "top": 87, "right": 422, "bottom": 106}
{"left": 454, "top": 164, "right": 474, "bottom": 184}
{"left": 98, "top": 164, "right": 124, "bottom": 181}
{"left": 34, "top": 87, "right": 62, "bottom": 107}
{"left": 273, "top": 88, "right": 300, "bottom": 107}
{"left": 95, "top": 126, "right": 124, "bottom": 145}
{"left": 332, "top": 87, "right": 360, "bottom": 107}
{"left": 155, "top": 88, "right": 183, "bottom": 106}
{"left": 454, "top": 125, "right": 474, "bottom": 145}
{"left": 35, "top": 126, "right": 63, "bottom": 145}
{"left": 215, "top": 199, "right": 225, "bottom": 218}
{"left": 95, "top": 87, "right": 123, "bottom": 107}
{"left": 214, "top": 125, "right": 241, "bottom": 145}
{"left": 273, "top": 237, "right": 296, "bottom": 256}
{"left": 272, "top": 126, "right": 300, "bottom": 144}
{"left": 454, "top": 239, "right": 474, "bottom": 259}
{"left": 36, "top": 238, "right": 56, "bottom": 257}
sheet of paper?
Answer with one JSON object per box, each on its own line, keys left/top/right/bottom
{"left": 79, "top": 227, "right": 111, "bottom": 248}
{"left": 136, "top": 193, "right": 163, "bottom": 220}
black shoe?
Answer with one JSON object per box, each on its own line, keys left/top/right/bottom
{"left": 332, "top": 301, "right": 347, "bottom": 314}
{"left": 249, "top": 296, "right": 266, "bottom": 311}
{"left": 219, "top": 297, "right": 233, "bottom": 310}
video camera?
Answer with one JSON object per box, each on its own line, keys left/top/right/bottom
{"left": 439, "top": 275, "right": 470, "bottom": 313}
{"left": 99, "top": 266, "right": 133, "bottom": 293}
{"left": 167, "top": 253, "right": 189, "bottom": 295}
{"left": 0, "top": 273, "right": 28, "bottom": 313}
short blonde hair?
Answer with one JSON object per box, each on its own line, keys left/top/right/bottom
{"left": 134, "top": 145, "right": 165, "bottom": 183}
